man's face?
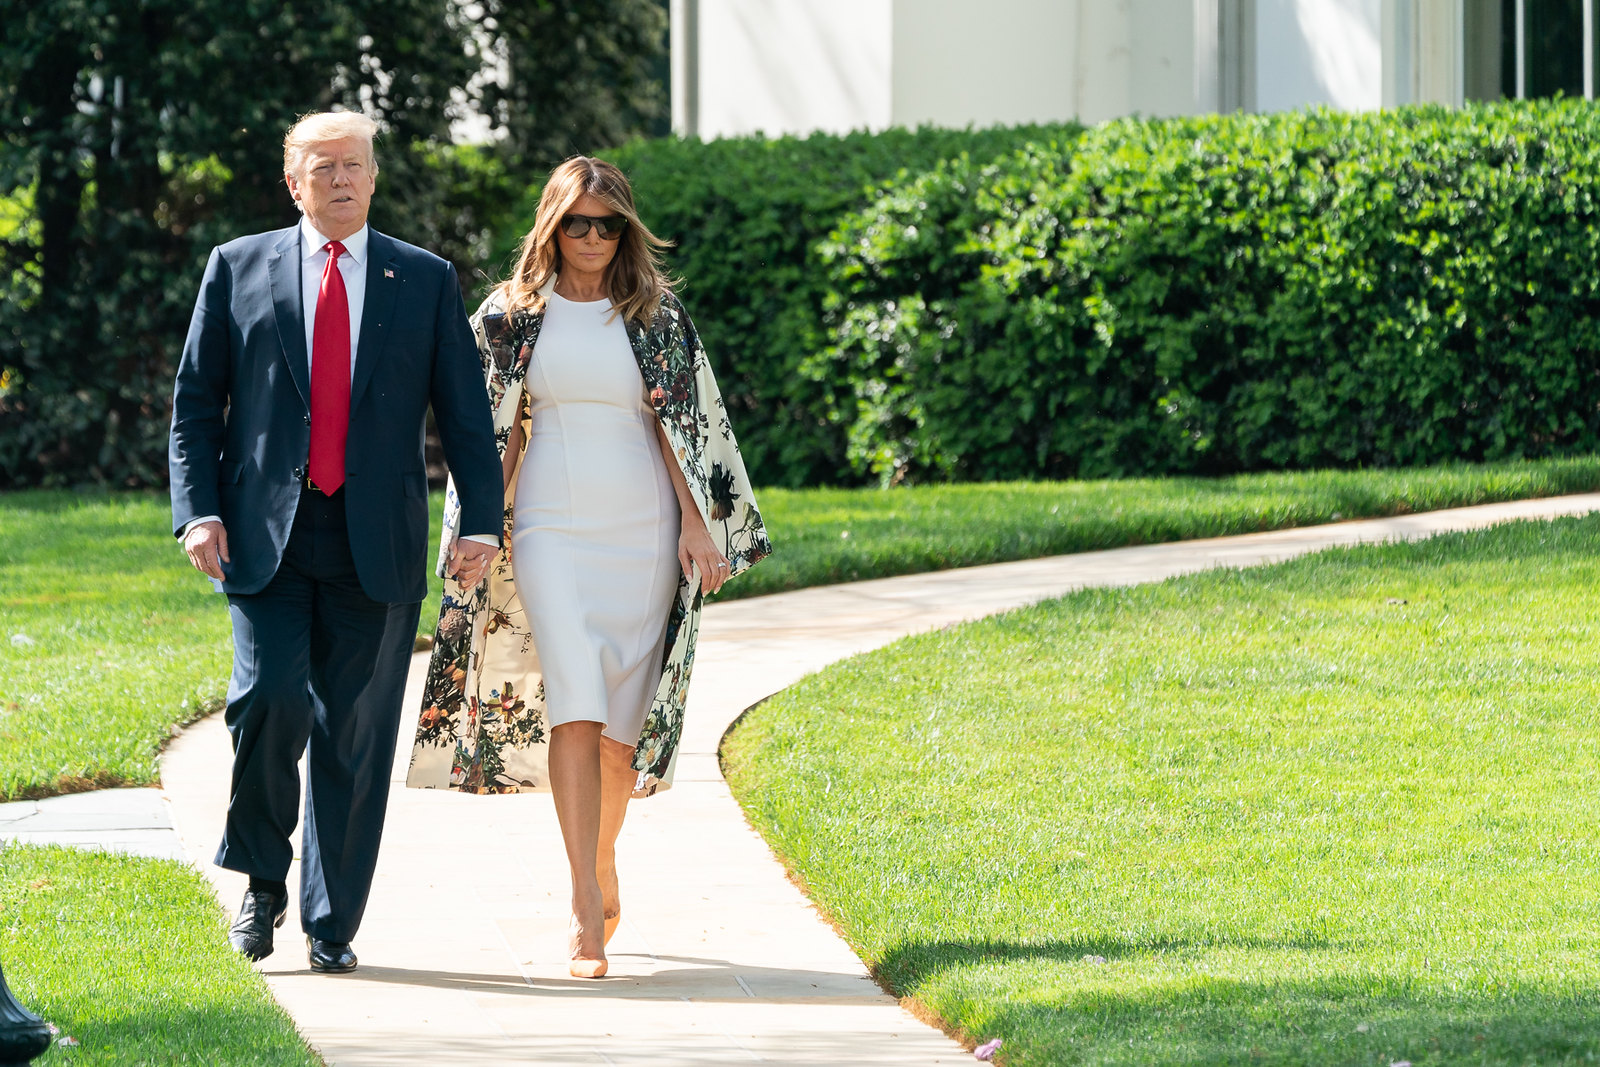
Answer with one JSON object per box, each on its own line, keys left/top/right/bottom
{"left": 285, "top": 137, "right": 375, "bottom": 240}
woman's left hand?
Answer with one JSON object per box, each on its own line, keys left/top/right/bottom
{"left": 678, "top": 518, "right": 731, "bottom": 595}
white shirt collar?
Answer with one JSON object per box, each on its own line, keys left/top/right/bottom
{"left": 300, "top": 218, "right": 369, "bottom": 266}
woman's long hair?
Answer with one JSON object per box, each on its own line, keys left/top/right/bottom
{"left": 497, "top": 156, "right": 673, "bottom": 326}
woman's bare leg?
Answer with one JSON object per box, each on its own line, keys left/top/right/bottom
{"left": 597, "top": 737, "right": 636, "bottom": 942}
{"left": 549, "top": 721, "right": 607, "bottom": 973}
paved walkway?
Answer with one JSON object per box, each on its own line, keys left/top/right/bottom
{"left": 13, "top": 494, "right": 1600, "bottom": 1064}
{"left": 0, "top": 787, "right": 182, "bottom": 861}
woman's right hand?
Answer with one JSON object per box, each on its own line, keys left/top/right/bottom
{"left": 677, "top": 517, "right": 731, "bottom": 595}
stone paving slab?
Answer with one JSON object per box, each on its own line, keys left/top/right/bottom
{"left": 146, "top": 492, "right": 1600, "bottom": 1064}
{"left": 0, "top": 787, "right": 185, "bottom": 861}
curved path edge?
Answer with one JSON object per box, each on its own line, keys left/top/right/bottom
{"left": 159, "top": 492, "right": 1600, "bottom": 1065}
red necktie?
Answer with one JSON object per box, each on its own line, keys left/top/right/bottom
{"left": 308, "top": 240, "right": 350, "bottom": 493}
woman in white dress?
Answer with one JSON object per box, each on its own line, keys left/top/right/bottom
{"left": 508, "top": 160, "right": 732, "bottom": 978}
{"left": 407, "top": 156, "right": 770, "bottom": 980}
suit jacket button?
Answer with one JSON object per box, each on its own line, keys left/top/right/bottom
{"left": 293, "top": 467, "right": 303, "bottom": 479}
{"left": 304, "top": 414, "right": 311, "bottom": 426}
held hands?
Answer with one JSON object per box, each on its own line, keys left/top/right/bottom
{"left": 183, "top": 521, "right": 230, "bottom": 580}
{"left": 448, "top": 540, "right": 497, "bottom": 588}
{"left": 678, "top": 516, "right": 731, "bottom": 595}
{"left": 184, "top": 520, "right": 497, "bottom": 587}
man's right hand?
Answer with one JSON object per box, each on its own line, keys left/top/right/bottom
{"left": 183, "top": 520, "right": 231, "bottom": 580}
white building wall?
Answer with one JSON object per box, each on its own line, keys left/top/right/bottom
{"left": 888, "top": 0, "right": 1076, "bottom": 128}
{"left": 1255, "top": 0, "right": 1383, "bottom": 111}
{"left": 686, "top": 0, "right": 892, "bottom": 139}
{"left": 1128, "top": 0, "right": 1207, "bottom": 118}
{"left": 890, "top": 0, "right": 1199, "bottom": 128}
{"left": 671, "top": 0, "right": 1445, "bottom": 140}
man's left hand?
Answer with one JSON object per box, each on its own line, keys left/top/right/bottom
{"left": 448, "top": 540, "right": 497, "bottom": 587}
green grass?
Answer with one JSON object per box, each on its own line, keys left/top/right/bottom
{"left": 0, "top": 490, "right": 449, "bottom": 800}
{"left": 722, "top": 513, "right": 1600, "bottom": 1066}
{"left": 0, "top": 492, "right": 231, "bottom": 799}
{"left": 0, "top": 845, "right": 317, "bottom": 1065}
{"left": 734, "top": 455, "right": 1600, "bottom": 597}
{"left": 2, "top": 455, "right": 1599, "bottom": 801}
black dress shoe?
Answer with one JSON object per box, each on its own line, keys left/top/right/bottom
{"left": 307, "top": 936, "right": 358, "bottom": 974}
{"left": 228, "top": 887, "right": 288, "bottom": 961}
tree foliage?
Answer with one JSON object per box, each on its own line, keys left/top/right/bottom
{"left": 476, "top": 0, "right": 669, "bottom": 171}
{"left": 0, "top": 0, "right": 666, "bottom": 487}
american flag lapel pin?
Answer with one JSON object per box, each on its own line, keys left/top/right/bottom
{"left": 384, "top": 267, "right": 394, "bottom": 278}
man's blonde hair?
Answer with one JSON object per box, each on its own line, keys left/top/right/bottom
{"left": 283, "top": 111, "right": 380, "bottom": 180}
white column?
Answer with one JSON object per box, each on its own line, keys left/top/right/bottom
{"left": 1515, "top": 0, "right": 1526, "bottom": 98}
{"left": 670, "top": 0, "right": 699, "bottom": 138}
{"left": 1585, "top": 0, "right": 1595, "bottom": 98}
{"left": 1415, "top": 0, "right": 1464, "bottom": 105}
{"left": 1195, "top": 0, "right": 1223, "bottom": 112}
{"left": 1219, "top": 0, "right": 1256, "bottom": 112}
{"left": 1382, "top": 0, "right": 1415, "bottom": 107}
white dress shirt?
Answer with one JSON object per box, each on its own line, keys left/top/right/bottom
{"left": 301, "top": 218, "right": 366, "bottom": 376}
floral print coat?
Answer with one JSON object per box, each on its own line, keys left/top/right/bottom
{"left": 406, "top": 279, "right": 772, "bottom": 797}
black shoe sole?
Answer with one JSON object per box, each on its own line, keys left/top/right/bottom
{"left": 308, "top": 958, "right": 358, "bottom": 974}
{"left": 307, "top": 936, "right": 358, "bottom": 974}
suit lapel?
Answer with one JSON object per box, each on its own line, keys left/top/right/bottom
{"left": 351, "top": 229, "right": 400, "bottom": 411}
{"left": 267, "top": 226, "right": 310, "bottom": 407}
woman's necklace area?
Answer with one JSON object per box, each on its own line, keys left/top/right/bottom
{"left": 554, "top": 278, "right": 607, "bottom": 303}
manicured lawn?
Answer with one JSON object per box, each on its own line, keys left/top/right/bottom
{"left": 0, "top": 489, "right": 448, "bottom": 800}
{"left": 722, "top": 514, "right": 1600, "bottom": 1066}
{"left": 0, "top": 493, "right": 230, "bottom": 800}
{"left": 0, "top": 845, "right": 317, "bottom": 1065}
{"left": 737, "top": 455, "right": 1600, "bottom": 597}
{"left": 2, "top": 455, "right": 1598, "bottom": 800}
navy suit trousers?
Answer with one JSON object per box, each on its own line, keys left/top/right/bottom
{"left": 217, "top": 487, "right": 421, "bottom": 942}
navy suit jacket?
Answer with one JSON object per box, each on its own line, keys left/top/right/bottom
{"left": 169, "top": 224, "right": 503, "bottom": 603}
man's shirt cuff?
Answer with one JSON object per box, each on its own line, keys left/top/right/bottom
{"left": 181, "top": 515, "right": 222, "bottom": 538}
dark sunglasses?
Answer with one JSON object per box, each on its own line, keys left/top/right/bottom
{"left": 560, "top": 213, "right": 628, "bottom": 240}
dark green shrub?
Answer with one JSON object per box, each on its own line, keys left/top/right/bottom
{"left": 569, "top": 125, "right": 1084, "bottom": 486}
{"left": 824, "top": 100, "right": 1600, "bottom": 483}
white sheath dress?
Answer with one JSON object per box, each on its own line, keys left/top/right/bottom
{"left": 510, "top": 292, "right": 682, "bottom": 746}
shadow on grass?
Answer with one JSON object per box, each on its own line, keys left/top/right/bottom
{"left": 877, "top": 938, "right": 1600, "bottom": 1066}
{"left": 874, "top": 932, "right": 1359, "bottom": 985}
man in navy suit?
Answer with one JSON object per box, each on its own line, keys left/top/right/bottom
{"left": 169, "top": 111, "right": 502, "bottom": 973}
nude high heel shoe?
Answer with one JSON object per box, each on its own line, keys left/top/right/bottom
{"left": 569, "top": 914, "right": 609, "bottom": 978}
{"left": 569, "top": 956, "right": 609, "bottom": 979}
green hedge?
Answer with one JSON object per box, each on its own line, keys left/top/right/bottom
{"left": 822, "top": 100, "right": 1600, "bottom": 483}
{"left": 21, "top": 102, "right": 1600, "bottom": 490}
{"left": 583, "top": 125, "right": 1083, "bottom": 485}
